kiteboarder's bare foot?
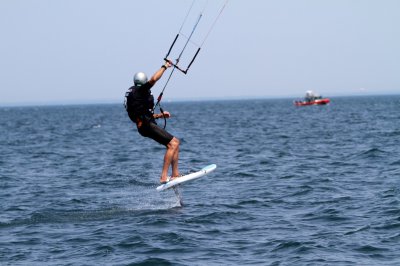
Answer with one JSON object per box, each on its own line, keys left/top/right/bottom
{"left": 160, "top": 177, "right": 169, "bottom": 184}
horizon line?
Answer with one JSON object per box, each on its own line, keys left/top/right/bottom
{"left": 1, "top": 92, "right": 399, "bottom": 108}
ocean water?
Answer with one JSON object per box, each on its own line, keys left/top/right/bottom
{"left": 1, "top": 95, "right": 400, "bottom": 265}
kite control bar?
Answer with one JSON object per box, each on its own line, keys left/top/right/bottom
{"left": 163, "top": 48, "right": 200, "bottom": 75}
{"left": 164, "top": 32, "right": 201, "bottom": 75}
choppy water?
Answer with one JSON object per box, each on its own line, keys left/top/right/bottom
{"left": 1, "top": 95, "right": 400, "bottom": 265}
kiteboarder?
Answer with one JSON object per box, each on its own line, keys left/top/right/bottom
{"left": 124, "top": 60, "right": 180, "bottom": 184}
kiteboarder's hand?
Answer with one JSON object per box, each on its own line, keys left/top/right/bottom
{"left": 164, "top": 59, "right": 172, "bottom": 68}
{"left": 162, "top": 111, "right": 171, "bottom": 118}
{"left": 154, "top": 111, "right": 171, "bottom": 119}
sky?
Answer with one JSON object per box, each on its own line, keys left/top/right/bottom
{"left": 0, "top": 0, "right": 399, "bottom": 106}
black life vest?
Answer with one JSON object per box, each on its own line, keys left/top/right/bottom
{"left": 124, "top": 83, "right": 154, "bottom": 122}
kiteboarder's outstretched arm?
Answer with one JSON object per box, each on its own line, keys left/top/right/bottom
{"left": 149, "top": 60, "right": 172, "bottom": 86}
{"left": 150, "top": 60, "right": 172, "bottom": 120}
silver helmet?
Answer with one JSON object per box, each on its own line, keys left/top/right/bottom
{"left": 133, "top": 72, "right": 148, "bottom": 86}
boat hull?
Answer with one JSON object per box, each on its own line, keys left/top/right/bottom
{"left": 294, "top": 98, "right": 330, "bottom": 106}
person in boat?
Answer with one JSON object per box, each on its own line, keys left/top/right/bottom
{"left": 305, "top": 90, "right": 316, "bottom": 102}
{"left": 124, "top": 60, "right": 180, "bottom": 184}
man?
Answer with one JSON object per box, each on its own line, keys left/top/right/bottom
{"left": 124, "top": 60, "right": 180, "bottom": 184}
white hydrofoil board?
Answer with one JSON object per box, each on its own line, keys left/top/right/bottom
{"left": 156, "top": 164, "right": 217, "bottom": 192}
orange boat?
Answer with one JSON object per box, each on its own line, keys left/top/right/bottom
{"left": 294, "top": 91, "right": 330, "bottom": 106}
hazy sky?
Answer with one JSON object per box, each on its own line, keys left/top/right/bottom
{"left": 1, "top": 0, "right": 399, "bottom": 105}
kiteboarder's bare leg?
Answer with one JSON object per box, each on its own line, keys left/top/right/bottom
{"left": 171, "top": 141, "right": 180, "bottom": 178}
{"left": 160, "top": 137, "right": 180, "bottom": 183}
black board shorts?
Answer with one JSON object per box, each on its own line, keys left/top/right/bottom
{"left": 137, "top": 121, "right": 174, "bottom": 146}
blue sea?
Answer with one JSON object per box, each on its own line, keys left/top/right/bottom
{"left": 1, "top": 95, "right": 400, "bottom": 265}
